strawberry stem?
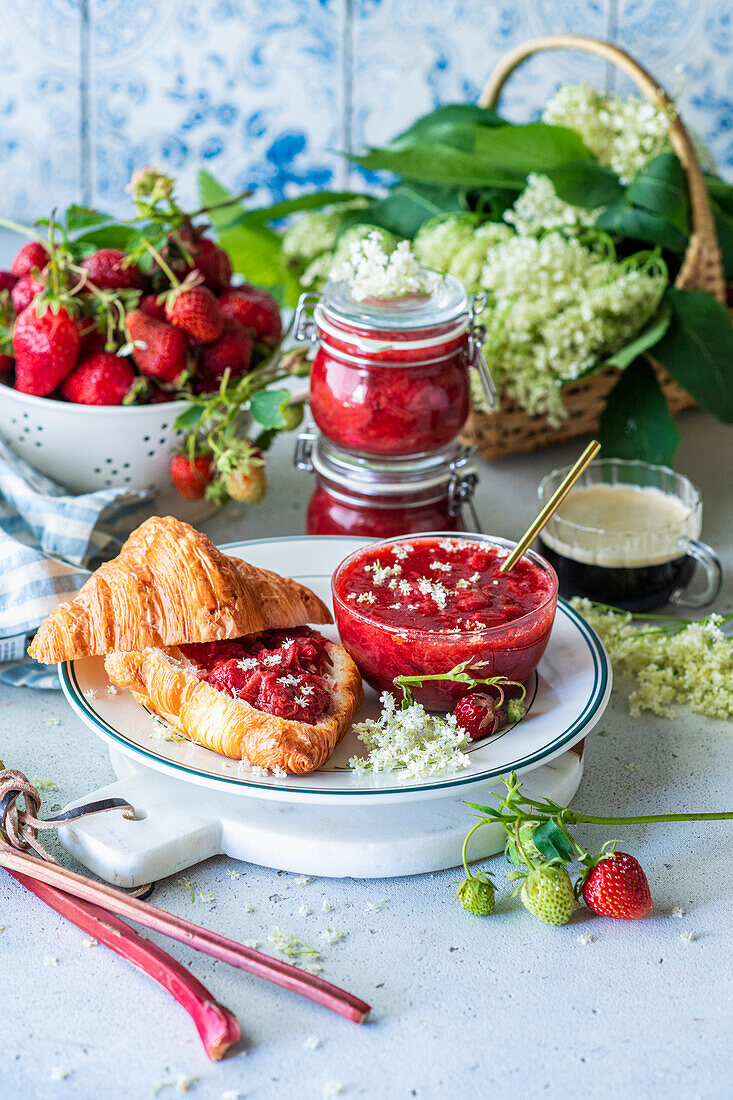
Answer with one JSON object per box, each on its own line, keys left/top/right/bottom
{"left": 0, "top": 214, "right": 44, "bottom": 240}
{"left": 461, "top": 820, "right": 484, "bottom": 878}
{"left": 143, "top": 239, "right": 180, "bottom": 287}
{"left": 563, "top": 810, "right": 733, "bottom": 825}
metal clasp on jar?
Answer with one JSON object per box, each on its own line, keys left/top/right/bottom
{"left": 293, "top": 292, "right": 321, "bottom": 344}
{"left": 467, "top": 293, "right": 497, "bottom": 409}
{"left": 448, "top": 446, "right": 482, "bottom": 532}
{"left": 293, "top": 424, "right": 319, "bottom": 471}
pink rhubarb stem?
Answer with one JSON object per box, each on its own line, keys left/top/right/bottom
{"left": 1, "top": 846, "right": 370, "bottom": 1024}
{"left": 10, "top": 869, "right": 241, "bottom": 1061}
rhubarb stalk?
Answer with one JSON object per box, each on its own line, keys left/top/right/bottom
{"left": 0, "top": 845, "right": 371, "bottom": 1024}
{"left": 9, "top": 869, "right": 241, "bottom": 1061}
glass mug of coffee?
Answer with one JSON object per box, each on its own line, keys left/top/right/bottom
{"left": 537, "top": 459, "right": 722, "bottom": 612}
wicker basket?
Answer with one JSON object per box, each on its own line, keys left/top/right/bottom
{"left": 462, "top": 34, "right": 727, "bottom": 460}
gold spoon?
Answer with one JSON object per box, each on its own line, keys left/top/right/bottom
{"left": 499, "top": 439, "right": 601, "bottom": 573}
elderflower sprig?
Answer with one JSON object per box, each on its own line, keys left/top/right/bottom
{"left": 571, "top": 599, "right": 733, "bottom": 718}
{"left": 331, "top": 230, "right": 442, "bottom": 301}
{"left": 349, "top": 692, "right": 470, "bottom": 778}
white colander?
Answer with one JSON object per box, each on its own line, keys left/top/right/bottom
{"left": 0, "top": 382, "right": 190, "bottom": 494}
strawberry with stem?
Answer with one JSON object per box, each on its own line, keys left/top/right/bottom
{"left": 455, "top": 820, "right": 496, "bottom": 915}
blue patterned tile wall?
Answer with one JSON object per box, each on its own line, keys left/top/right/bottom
{"left": 0, "top": 0, "right": 729, "bottom": 223}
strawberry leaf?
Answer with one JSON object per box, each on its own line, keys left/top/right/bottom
{"left": 250, "top": 388, "right": 291, "bottom": 429}
{"left": 531, "top": 820, "right": 575, "bottom": 864}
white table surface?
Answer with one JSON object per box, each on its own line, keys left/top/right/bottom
{"left": 2, "top": 411, "right": 732, "bottom": 1100}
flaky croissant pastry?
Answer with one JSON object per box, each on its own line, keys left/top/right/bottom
{"left": 30, "top": 515, "right": 363, "bottom": 774}
{"left": 29, "top": 515, "right": 331, "bottom": 664}
{"left": 105, "top": 641, "right": 362, "bottom": 775}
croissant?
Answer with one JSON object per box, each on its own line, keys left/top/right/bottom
{"left": 29, "top": 515, "right": 331, "bottom": 664}
{"left": 105, "top": 642, "right": 363, "bottom": 775}
{"left": 30, "top": 515, "right": 363, "bottom": 774}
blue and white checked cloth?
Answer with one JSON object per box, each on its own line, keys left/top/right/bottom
{"left": 0, "top": 438, "right": 153, "bottom": 689}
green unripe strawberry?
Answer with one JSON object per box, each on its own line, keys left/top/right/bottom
{"left": 455, "top": 872, "right": 495, "bottom": 916}
{"left": 520, "top": 864, "right": 575, "bottom": 926}
{"left": 518, "top": 821, "right": 543, "bottom": 863}
{"left": 280, "top": 401, "right": 304, "bottom": 430}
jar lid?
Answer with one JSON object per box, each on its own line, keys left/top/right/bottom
{"left": 320, "top": 273, "right": 469, "bottom": 333}
{"left": 310, "top": 434, "right": 476, "bottom": 496}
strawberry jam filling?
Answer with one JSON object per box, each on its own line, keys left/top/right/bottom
{"left": 179, "top": 627, "right": 333, "bottom": 725}
{"left": 332, "top": 537, "right": 558, "bottom": 708}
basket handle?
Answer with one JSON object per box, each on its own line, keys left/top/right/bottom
{"left": 479, "top": 34, "right": 726, "bottom": 302}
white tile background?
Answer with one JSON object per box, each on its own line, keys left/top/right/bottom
{"left": 0, "top": 0, "right": 729, "bottom": 221}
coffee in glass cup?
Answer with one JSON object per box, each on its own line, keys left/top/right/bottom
{"left": 537, "top": 459, "right": 721, "bottom": 612}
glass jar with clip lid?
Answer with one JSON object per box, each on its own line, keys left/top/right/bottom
{"left": 293, "top": 275, "right": 495, "bottom": 458}
{"left": 294, "top": 426, "right": 481, "bottom": 539}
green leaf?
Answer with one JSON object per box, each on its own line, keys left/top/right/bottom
{"left": 598, "top": 357, "right": 681, "bottom": 464}
{"left": 64, "top": 205, "right": 113, "bottom": 232}
{"left": 711, "top": 199, "right": 733, "bottom": 281}
{"left": 604, "top": 299, "right": 672, "bottom": 370}
{"left": 471, "top": 123, "right": 595, "bottom": 176}
{"left": 595, "top": 202, "right": 687, "bottom": 252}
{"left": 545, "top": 160, "right": 624, "bottom": 209}
{"left": 72, "top": 224, "right": 141, "bottom": 253}
{"left": 350, "top": 143, "right": 526, "bottom": 188}
{"left": 626, "top": 153, "right": 688, "bottom": 235}
{"left": 234, "top": 191, "right": 362, "bottom": 227}
{"left": 250, "top": 388, "right": 291, "bottom": 429}
{"left": 342, "top": 182, "right": 469, "bottom": 238}
{"left": 651, "top": 288, "right": 733, "bottom": 422}
{"left": 388, "top": 104, "right": 506, "bottom": 152}
{"left": 173, "top": 404, "right": 205, "bottom": 431}
{"left": 705, "top": 173, "right": 733, "bottom": 217}
{"left": 531, "top": 820, "right": 575, "bottom": 864}
{"left": 198, "top": 169, "right": 242, "bottom": 224}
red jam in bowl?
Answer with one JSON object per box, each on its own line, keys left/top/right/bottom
{"left": 179, "top": 628, "right": 333, "bottom": 725}
{"left": 332, "top": 535, "right": 558, "bottom": 708}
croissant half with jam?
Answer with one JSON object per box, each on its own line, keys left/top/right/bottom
{"left": 30, "top": 516, "right": 363, "bottom": 774}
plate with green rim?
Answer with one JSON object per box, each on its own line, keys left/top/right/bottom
{"left": 60, "top": 535, "right": 612, "bottom": 806}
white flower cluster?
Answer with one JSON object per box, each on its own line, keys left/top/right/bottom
{"left": 542, "top": 82, "right": 673, "bottom": 184}
{"left": 331, "top": 231, "right": 442, "bottom": 301}
{"left": 415, "top": 218, "right": 666, "bottom": 423}
{"left": 349, "top": 692, "right": 470, "bottom": 778}
{"left": 571, "top": 599, "right": 733, "bottom": 719}
{"left": 504, "top": 172, "right": 599, "bottom": 236}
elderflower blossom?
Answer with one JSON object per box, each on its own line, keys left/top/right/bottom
{"left": 414, "top": 215, "right": 666, "bottom": 423}
{"left": 349, "top": 692, "right": 470, "bottom": 777}
{"left": 543, "top": 82, "right": 673, "bottom": 184}
{"left": 571, "top": 599, "right": 733, "bottom": 718}
{"left": 267, "top": 927, "right": 321, "bottom": 960}
{"left": 504, "top": 172, "right": 599, "bottom": 236}
{"left": 331, "top": 230, "right": 441, "bottom": 301}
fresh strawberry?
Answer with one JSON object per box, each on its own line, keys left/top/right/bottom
{"left": 139, "top": 293, "right": 167, "bottom": 321}
{"left": 453, "top": 692, "right": 500, "bottom": 741}
{"left": 520, "top": 864, "right": 576, "bottom": 925}
{"left": 126, "top": 310, "right": 188, "bottom": 383}
{"left": 74, "top": 316, "right": 107, "bottom": 357}
{"left": 10, "top": 241, "right": 49, "bottom": 278}
{"left": 13, "top": 303, "right": 80, "bottom": 396}
{"left": 225, "top": 458, "right": 266, "bottom": 504}
{"left": 11, "top": 273, "right": 45, "bottom": 314}
{"left": 581, "top": 851, "right": 653, "bottom": 920}
{"left": 0, "top": 272, "right": 18, "bottom": 293}
{"left": 170, "top": 454, "right": 213, "bottom": 500}
{"left": 61, "top": 352, "right": 135, "bottom": 405}
{"left": 456, "top": 871, "right": 495, "bottom": 915}
{"left": 218, "top": 285, "right": 282, "bottom": 347}
{"left": 166, "top": 284, "right": 223, "bottom": 344}
{"left": 0, "top": 354, "right": 13, "bottom": 372}
{"left": 81, "top": 248, "right": 145, "bottom": 291}
{"left": 198, "top": 318, "right": 252, "bottom": 391}
{"left": 190, "top": 237, "right": 232, "bottom": 293}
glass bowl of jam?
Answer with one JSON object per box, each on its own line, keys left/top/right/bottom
{"left": 332, "top": 533, "right": 559, "bottom": 709}
{"left": 296, "top": 275, "right": 494, "bottom": 458}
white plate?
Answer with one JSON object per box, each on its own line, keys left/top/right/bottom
{"left": 60, "top": 535, "right": 611, "bottom": 806}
